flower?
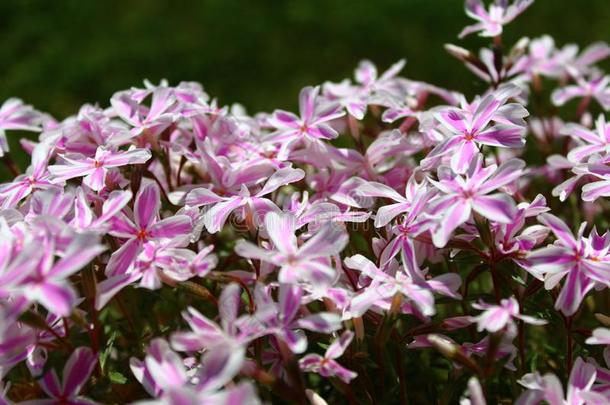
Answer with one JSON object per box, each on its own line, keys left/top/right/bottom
{"left": 170, "top": 283, "right": 260, "bottom": 354}
{"left": 110, "top": 83, "right": 179, "bottom": 138}
{"left": 106, "top": 181, "right": 192, "bottom": 275}
{"left": 586, "top": 328, "right": 610, "bottom": 345}
{"left": 344, "top": 254, "right": 461, "bottom": 319}
{"left": 459, "top": 0, "right": 534, "bottom": 39}
{"left": 16, "top": 232, "right": 106, "bottom": 316}
{"left": 130, "top": 338, "right": 259, "bottom": 404}
{"left": 246, "top": 283, "right": 342, "bottom": 354}
{"left": 422, "top": 86, "right": 528, "bottom": 173}
{"left": 48, "top": 145, "right": 151, "bottom": 191}
{"left": 266, "top": 86, "right": 345, "bottom": 158}
{"left": 26, "top": 347, "right": 97, "bottom": 405}
{"left": 235, "top": 211, "right": 348, "bottom": 285}
{"left": 428, "top": 156, "right": 523, "bottom": 247}
{"left": 0, "top": 141, "right": 56, "bottom": 208}
{"left": 561, "top": 114, "right": 610, "bottom": 163}
{"left": 552, "top": 75, "right": 610, "bottom": 111}
{"left": 358, "top": 179, "right": 437, "bottom": 270}
{"left": 0, "top": 98, "right": 45, "bottom": 157}
{"left": 517, "top": 357, "right": 600, "bottom": 405}
{"left": 526, "top": 213, "right": 610, "bottom": 315}
{"left": 185, "top": 166, "right": 304, "bottom": 233}
{"left": 471, "top": 296, "right": 546, "bottom": 333}
{"left": 299, "top": 330, "right": 357, "bottom": 384}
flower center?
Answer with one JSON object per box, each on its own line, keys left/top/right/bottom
{"left": 399, "top": 224, "right": 412, "bottom": 235}
{"left": 137, "top": 229, "right": 148, "bottom": 240}
{"left": 286, "top": 254, "right": 299, "bottom": 265}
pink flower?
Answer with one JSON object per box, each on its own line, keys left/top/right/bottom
{"left": 16, "top": 233, "right": 105, "bottom": 316}
{"left": 552, "top": 75, "right": 610, "bottom": 111}
{"left": 428, "top": 156, "right": 523, "bottom": 247}
{"left": 247, "top": 283, "right": 342, "bottom": 354}
{"left": 171, "top": 283, "right": 261, "bottom": 354}
{"left": 0, "top": 98, "right": 45, "bottom": 157}
{"left": 561, "top": 115, "right": 610, "bottom": 164}
{"left": 106, "top": 181, "right": 192, "bottom": 276}
{"left": 323, "top": 59, "right": 406, "bottom": 119}
{"left": 27, "top": 347, "right": 97, "bottom": 405}
{"left": 49, "top": 145, "right": 151, "bottom": 191}
{"left": 459, "top": 0, "right": 534, "bottom": 39}
{"left": 422, "top": 86, "right": 528, "bottom": 173}
{"left": 266, "top": 86, "right": 345, "bottom": 158}
{"left": 526, "top": 214, "right": 610, "bottom": 315}
{"left": 299, "top": 330, "right": 357, "bottom": 384}
{"left": 235, "top": 212, "right": 348, "bottom": 285}
{"left": 0, "top": 141, "right": 56, "bottom": 208}
{"left": 130, "top": 338, "right": 257, "bottom": 404}
{"left": 471, "top": 297, "right": 546, "bottom": 333}
{"left": 586, "top": 328, "right": 610, "bottom": 345}
{"left": 359, "top": 179, "right": 437, "bottom": 270}
{"left": 344, "top": 254, "right": 461, "bottom": 319}
{"left": 185, "top": 166, "right": 304, "bottom": 233}
{"left": 110, "top": 83, "right": 179, "bottom": 137}
{"left": 517, "top": 358, "right": 599, "bottom": 405}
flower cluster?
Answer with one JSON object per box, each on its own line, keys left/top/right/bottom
{"left": 2, "top": 1, "right": 610, "bottom": 403}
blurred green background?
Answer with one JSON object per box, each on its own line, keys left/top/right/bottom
{"left": 0, "top": 0, "right": 609, "bottom": 177}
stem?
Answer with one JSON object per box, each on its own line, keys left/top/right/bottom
{"left": 145, "top": 169, "right": 174, "bottom": 206}
{"left": 115, "top": 292, "right": 137, "bottom": 336}
{"left": 395, "top": 345, "right": 408, "bottom": 404}
{"left": 82, "top": 266, "right": 100, "bottom": 355}
{"left": 1, "top": 154, "right": 20, "bottom": 177}
{"left": 566, "top": 316, "right": 573, "bottom": 377}
{"left": 176, "top": 155, "right": 187, "bottom": 187}
{"left": 575, "top": 96, "right": 591, "bottom": 122}
{"left": 277, "top": 339, "right": 307, "bottom": 404}
{"left": 490, "top": 262, "right": 501, "bottom": 303}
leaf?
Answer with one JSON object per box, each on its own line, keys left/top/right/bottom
{"left": 109, "top": 371, "right": 128, "bottom": 384}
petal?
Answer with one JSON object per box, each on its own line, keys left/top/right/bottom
{"left": 49, "top": 236, "right": 105, "bottom": 279}
{"left": 95, "top": 273, "right": 141, "bottom": 310}
{"left": 299, "top": 86, "right": 318, "bottom": 122}
{"left": 198, "top": 344, "right": 245, "bottom": 392}
{"left": 295, "top": 313, "right": 341, "bottom": 334}
{"left": 451, "top": 140, "right": 478, "bottom": 174}
{"left": 103, "top": 148, "right": 151, "bottom": 167}
{"left": 185, "top": 188, "right": 225, "bottom": 207}
{"left": 255, "top": 167, "right": 305, "bottom": 197}
{"left": 472, "top": 193, "right": 517, "bottom": 223}
{"left": 279, "top": 284, "right": 303, "bottom": 325}
{"left": 106, "top": 238, "right": 142, "bottom": 276}
{"left": 537, "top": 213, "right": 578, "bottom": 250}
{"left": 326, "top": 331, "right": 354, "bottom": 359}
{"left": 148, "top": 215, "right": 192, "bottom": 239}
{"left": 375, "top": 202, "right": 410, "bottom": 227}
{"left": 477, "top": 158, "right": 525, "bottom": 194}
{"left": 135, "top": 182, "right": 161, "bottom": 230}
{"left": 476, "top": 125, "right": 525, "bottom": 148}
{"left": 219, "top": 283, "right": 241, "bottom": 329}
{"left": 264, "top": 211, "right": 298, "bottom": 255}
{"left": 26, "top": 282, "right": 77, "bottom": 317}
{"left": 62, "top": 347, "right": 97, "bottom": 395}
{"left": 432, "top": 200, "right": 472, "bottom": 247}
{"left": 299, "top": 223, "right": 348, "bottom": 257}
{"left": 202, "top": 197, "right": 245, "bottom": 234}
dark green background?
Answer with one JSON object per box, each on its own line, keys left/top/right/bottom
{"left": 0, "top": 0, "right": 609, "bottom": 180}
{"left": 2, "top": 0, "right": 609, "bottom": 117}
